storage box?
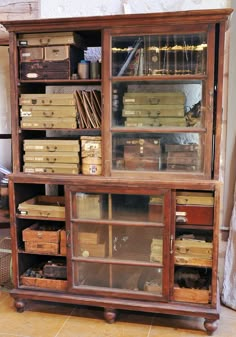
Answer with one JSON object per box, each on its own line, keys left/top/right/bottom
{"left": 18, "top": 32, "right": 81, "bottom": 46}
{"left": 76, "top": 193, "right": 104, "bottom": 219}
{"left": 24, "top": 241, "right": 59, "bottom": 254}
{"left": 20, "top": 93, "right": 76, "bottom": 106}
{"left": 24, "top": 139, "right": 80, "bottom": 152}
{"left": 20, "top": 276, "right": 67, "bottom": 291}
{"left": 21, "top": 105, "right": 77, "bottom": 118}
{"left": 43, "top": 261, "right": 67, "bottom": 279}
{"left": 21, "top": 117, "right": 77, "bottom": 129}
{"left": 23, "top": 162, "right": 79, "bottom": 174}
{"left": 18, "top": 195, "right": 65, "bottom": 218}
{"left": 22, "top": 223, "right": 61, "bottom": 243}
{"left": 24, "top": 151, "right": 80, "bottom": 164}
{"left": 123, "top": 92, "right": 185, "bottom": 105}
{"left": 173, "top": 286, "right": 210, "bottom": 304}
{"left": 122, "top": 104, "right": 185, "bottom": 117}
{"left": 175, "top": 238, "right": 212, "bottom": 267}
{"left": 80, "top": 243, "right": 106, "bottom": 258}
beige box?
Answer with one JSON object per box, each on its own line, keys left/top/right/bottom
{"left": 20, "top": 47, "right": 44, "bottom": 62}
{"left": 123, "top": 92, "right": 185, "bottom": 105}
{"left": 21, "top": 105, "right": 77, "bottom": 118}
{"left": 18, "top": 32, "right": 81, "bottom": 46}
{"left": 81, "top": 136, "right": 102, "bottom": 158}
{"left": 21, "top": 117, "right": 77, "bottom": 129}
{"left": 19, "top": 93, "right": 76, "bottom": 106}
{"left": 24, "top": 139, "right": 80, "bottom": 152}
{"left": 122, "top": 104, "right": 184, "bottom": 117}
{"left": 18, "top": 195, "right": 65, "bottom": 218}
{"left": 24, "top": 151, "right": 80, "bottom": 164}
{"left": 23, "top": 162, "right": 79, "bottom": 174}
{"left": 45, "top": 45, "right": 70, "bottom": 61}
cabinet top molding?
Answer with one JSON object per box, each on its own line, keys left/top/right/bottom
{"left": 1, "top": 8, "right": 233, "bottom": 33}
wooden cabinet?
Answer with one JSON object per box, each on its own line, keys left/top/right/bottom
{"left": 2, "top": 8, "right": 232, "bottom": 335}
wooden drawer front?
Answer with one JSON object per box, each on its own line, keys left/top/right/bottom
{"left": 22, "top": 224, "right": 61, "bottom": 243}
{"left": 20, "top": 93, "right": 76, "bottom": 106}
{"left": 18, "top": 195, "right": 65, "bottom": 218}
{"left": 18, "top": 32, "right": 80, "bottom": 46}
{"left": 21, "top": 117, "right": 77, "bottom": 129}
{"left": 24, "top": 151, "right": 80, "bottom": 164}
{"left": 24, "top": 139, "right": 80, "bottom": 152}
{"left": 176, "top": 205, "right": 213, "bottom": 226}
{"left": 20, "top": 61, "right": 70, "bottom": 80}
{"left": 25, "top": 241, "right": 59, "bottom": 254}
{"left": 23, "top": 162, "right": 79, "bottom": 175}
{"left": 20, "top": 47, "right": 44, "bottom": 62}
{"left": 21, "top": 105, "right": 77, "bottom": 118}
{"left": 45, "top": 45, "right": 70, "bottom": 61}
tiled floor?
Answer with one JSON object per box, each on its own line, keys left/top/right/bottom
{"left": 0, "top": 289, "right": 235, "bottom": 337}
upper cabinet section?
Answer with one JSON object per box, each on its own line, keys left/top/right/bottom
{"left": 112, "top": 32, "right": 207, "bottom": 77}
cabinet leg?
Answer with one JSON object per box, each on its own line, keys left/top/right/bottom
{"left": 15, "top": 299, "right": 25, "bottom": 313}
{"left": 104, "top": 308, "right": 117, "bottom": 323}
{"left": 204, "top": 319, "right": 218, "bottom": 335}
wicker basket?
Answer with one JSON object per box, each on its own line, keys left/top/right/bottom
{"left": 0, "top": 237, "right": 12, "bottom": 285}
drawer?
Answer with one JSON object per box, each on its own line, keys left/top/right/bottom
{"left": 21, "top": 117, "right": 77, "bottom": 129}
{"left": 176, "top": 205, "right": 213, "bottom": 226}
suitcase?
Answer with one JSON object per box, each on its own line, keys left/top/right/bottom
{"left": 20, "top": 93, "right": 76, "bottom": 106}
{"left": 24, "top": 151, "right": 80, "bottom": 164}
{"left": 21, "top": 105, "right": 77, "bottom": 118}
{"left": 24, "top": 139, "right": 80, "bottom": 152}
{"left": 123, "top": 92, "right": 185, "bottom": 105}
{"left": 18, "top": 32, "right": 82, "bottom": 46}
{"left": 122, "top": 104, "right": 185, "bottom": 117}
{"left": 20, "top": 60, "right": 70, "bottom": 80}
{"left": 21, "top": 117, "right": 77, "bottom": 129}
{"left": 23, "top": 162, "right": 79, "bottom": 174}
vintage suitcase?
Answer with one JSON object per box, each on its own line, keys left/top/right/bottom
{"left": 24, "top": 139, "right": 80, "bottom": 152}
{"left": 20, "top": 93, "right": 76, "bottom": 106}
{"left": 23, "top": 162, "right": 79, "bottom": 174}
{"left": 82, "top": 162, "right": 102, "bottom": 175}
{"left": 122, "top": 104, "right": 185, "bottom": 117}
{"left": 21, "top": 117, "right": 77, "bottom": 129}
{"left": 123, "top": 92, "right": 185, "bottom": 105}
{"left": 18, "top": 32, "right": 82, "bottom": 46}
{"left": 18, "top": 195, "right": 65, "bottom": 218}
{"left": 21, "top": 105, "right": 77, "bottom": 118}
{"left": 174, "top": 238, "right": 212, "bottom": 267}
{"left": 24, "top": 151, "right": 80, "bottom": 164}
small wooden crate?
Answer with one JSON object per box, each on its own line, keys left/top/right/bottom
{"left": 18, "top": 195, "right": 65, "bottom": 218}
{"left": 20, "top": 276, "right": 67, "bottom": 291}
{"left": 25, "top": 241, "right": 59, "bottom": 254}
{"left": 173, "top": 286, "right": 210, "bottom": 304}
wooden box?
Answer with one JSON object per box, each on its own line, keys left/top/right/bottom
{"left": 23, "top": 162, "right": 79, "bottom": 174}
{"left": 60, "top": 230, "right": 67, "bottom": 256}
{"left": 173, "top": 286, "right": 210, "bottom": 304}
{"left": 21, "top": 117, "right": 77, "bottom": 129}
{"left": 24, "top": 151, "right": 80, "bottom": 164}
{"left": 20, "top": 60, "right": 70, "bottom": 80}
{"left": 20, "top": 276, "right": 67, "bottom": 291}
{"left": 124, "top": 138, "right": 161, "bottom": 158}
{"left": 20, "top": 47, "right": 44, "bottom": 62}
{"left": 21, "top": 105, "right": 77, "bottom": 118}
{"left": 24, "top": 139, "right": 80, "bottom": 152}
{"left": 18, "top": 195, "right": 65, "bottom": 218}
{"left": 174, "top": 238, "right": 212, "bottom": 267}
{"left": 22, "top": 223, "right": 61, "bottom": 243}
{"left": 25, "top": 241, "right": 59, "bottom": 254}
{"left": 122, "top": 104, "right": 185, "bottom": 117}
{"left": 43, "top": 261, "right": 67, "bottom": 279}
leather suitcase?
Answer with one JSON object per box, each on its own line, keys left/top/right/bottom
{"left": 24, "top": 151, "right": 80, "bottom": 164}
{"left": 123, "top": 92, "right": 185, "bottom": 105}
{"left": 21, "top": 117, "right": 77, "bottom": 129}
{"left": 18, "top": 32, "right": 82, "bottom": 46}
{"left": 122, "top": 104, "right": 184, "bottom": 117}
{"left": 23, "top": 162, "right": 79, "bottom": 174}
{"left": 20, "top": 93, "right": 76, "bottom": 106}
{"left": 21, "top": 105, "right": 77, "bottom": 118}
{"left": 24, "top": 139, "right": 80, "bottom": 152}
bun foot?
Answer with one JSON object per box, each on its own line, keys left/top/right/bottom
{"left": 15, "top": 299, "right": 25, "bottom": 313}
{"left": 104, "top": 308, "right": 117, "bottom": 323}
{"left": 204, "top": 319, "right": 218, "bottom": 335}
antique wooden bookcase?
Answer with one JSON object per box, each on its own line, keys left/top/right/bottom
{"left": 2, "top": 8, "right": 233, "bottom": 335}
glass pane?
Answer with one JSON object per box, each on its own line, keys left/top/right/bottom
{"left": 112, "top": 33, "right": 207, "bottom": 76}
{"left": 112, "top": 132, "right": 203, "bottom": 172}
{"left": 73, "top": 193, "right": 164, "bottom": 223}
{"left": 112, "top": 81, "right": 203, "bottom": 128}
{"left": 73, "top": 262, "right": 163, "bottom": 295}
{"left": 72, "top": 223, "right": 163, "bottom": 263}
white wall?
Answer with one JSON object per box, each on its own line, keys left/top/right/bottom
{"left": 41, "top": 0, "right": 230, "bottom": 17}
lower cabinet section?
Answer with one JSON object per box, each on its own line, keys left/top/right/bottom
{"left": 9, "top": 176, "right": 220, "bottom": 335}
